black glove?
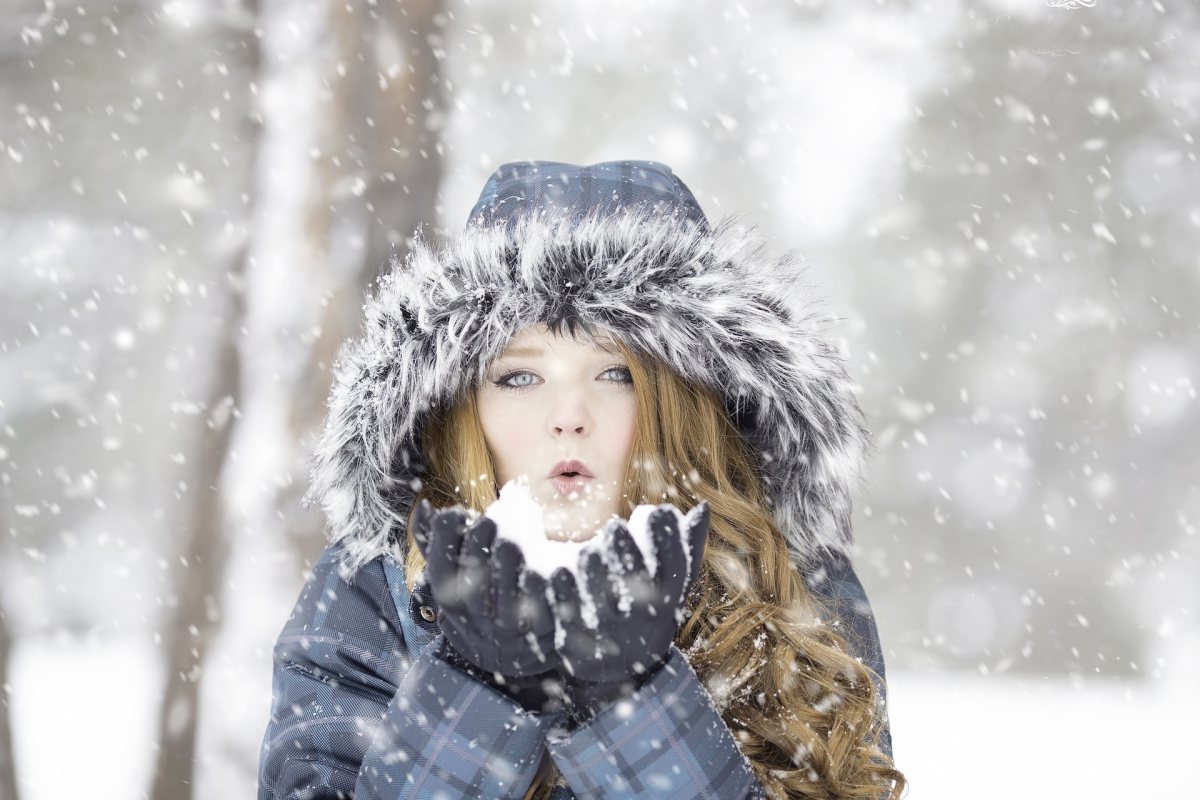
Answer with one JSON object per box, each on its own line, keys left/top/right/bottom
{"left": 550, "top": 501, "right": 710, "bottom": 727}
{"left": 411, "top": 499, "right": 566, "bottom": 715}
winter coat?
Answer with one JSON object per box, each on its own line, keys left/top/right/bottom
{"left": 257, "top": 160, "right": 894, "bottom": 798}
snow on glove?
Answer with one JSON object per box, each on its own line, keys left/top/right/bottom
{"left": 411, "top": 499, "right": 567, "bottom": 714}
{"left": 549, "top": 501, "right": 710, "bottom": 724}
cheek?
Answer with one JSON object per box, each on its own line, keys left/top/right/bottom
{"left": 477, "top": 397, "right": 535, "bottom": 472}
{"left": 606, "top": 398, "right": 638, "bottom": 460}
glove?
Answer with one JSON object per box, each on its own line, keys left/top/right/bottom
{"left": 411, "top": 499, "right": 566, "bottom": 714}
{"left": 550, "top": 501, "right": 710, "bottom": 727}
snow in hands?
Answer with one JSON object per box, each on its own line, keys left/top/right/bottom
{"left": 413, "top": 479, "right": 709, "bottom": 665}
{"left": 483, "top": 478, "right": 704, "bottom": 583}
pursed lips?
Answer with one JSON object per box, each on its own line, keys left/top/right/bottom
{"left": 548, "top": 459, "right": 594, "bottom": 479}
{"left": 549, "top": 459, "right": 595, "bottom": 496}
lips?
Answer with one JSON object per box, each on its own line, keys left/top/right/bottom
{"left": 551, "top": 473, "right": 592, "bottom": 496}
{"left": 548, "top": 459, "right": 594, "bottom": 479}
{"left": 549, "top": 459, "right": 594, "bottom": 498}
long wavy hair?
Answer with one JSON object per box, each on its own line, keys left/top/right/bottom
{"left": 402, "top": 322, "right": 908, "bottom": 800}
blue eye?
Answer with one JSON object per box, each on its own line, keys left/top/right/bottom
{"left": 492, "top": 366, "right": 633, "bottom": 394}
{"left": 496, "top": 371, "right": 536, "bottom": 392}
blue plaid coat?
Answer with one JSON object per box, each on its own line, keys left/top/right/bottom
{"left": 256, "top": 541, "right": 892, "bottom": 799}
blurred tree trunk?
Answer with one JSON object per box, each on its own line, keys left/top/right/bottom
{"left": 282, "top": 0, "right": 448, "bottom": 569}
{"left": 147, "top": 3, "right": 262, "bottom": 799}
{"left": 147, "top": 288, "right": 244, "bottom": 800}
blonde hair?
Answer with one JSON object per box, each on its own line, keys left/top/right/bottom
{"left": 403, "top": 325, "right": 907, "bottom": 799}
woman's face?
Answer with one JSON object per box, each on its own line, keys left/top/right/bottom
{"left": 474, "top": 323, "right": 637, "bottom": 541}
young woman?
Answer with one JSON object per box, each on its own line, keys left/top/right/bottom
{"left": 257, "top": 160, "right": 907, "bottom": 799}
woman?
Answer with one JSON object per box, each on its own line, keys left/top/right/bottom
{"left": 257, "top": 160, "right": 907, "bottom": 799}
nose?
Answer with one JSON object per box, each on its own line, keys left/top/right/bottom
{"left": 552, "top": 412, "right": 588, "bottom": 436}
{"left": 548, "top": 391, "right": 591, "bottom": 438}
{"left": 554, "top": 421, "right": 586, "bottom": 436}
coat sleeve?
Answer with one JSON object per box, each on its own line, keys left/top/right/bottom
{"left": 256, "top": 543, "right": 558, "bottom": 799}
{"left": 543, "top": 643, "right": 769, "bottom": 799}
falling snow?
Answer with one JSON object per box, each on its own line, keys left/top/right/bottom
{"left": 2, "top": 0, "right": 1196, "bottom": 798}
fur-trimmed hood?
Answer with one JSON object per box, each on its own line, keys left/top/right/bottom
{"left": 301, "top": 165, "right": 874, "bottom": 578}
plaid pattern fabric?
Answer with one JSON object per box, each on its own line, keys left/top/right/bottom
{"left": 257, "top": 543, "right": 555, "bottom": 799}
{"left": 259, "top": 540, "right": 891, "bottom": 798}
{"left": 257, "top": 543, "right": 406, "bottom": 799}
{"left": 545, "top": 645, "right": 767, "bottom": 799}
{"left": 356, "top": 634, "right": 559, "bottom": 798}
{"left": 466, "top": 159, "right": 710, "bottom": 234}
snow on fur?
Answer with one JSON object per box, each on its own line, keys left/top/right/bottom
{"left": 301, "top": 205, "right": 874, "bottom": 578}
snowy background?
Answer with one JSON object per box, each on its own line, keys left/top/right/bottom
{"left": 2, "top": 0, "right": 1198, "bottom": 797}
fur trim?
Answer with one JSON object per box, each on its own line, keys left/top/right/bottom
{"left": 301, "top": 206, "right": 874, "bottom": 577}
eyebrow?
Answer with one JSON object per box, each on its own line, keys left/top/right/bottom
{"left": 502, "top": 342, "right": 620, "bottom": 358}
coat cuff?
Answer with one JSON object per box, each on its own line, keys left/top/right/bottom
{"left": 356, "top": 635, "right": 561, "bottom": 800}
{"left": 544, "top": 643, "right": 767, "bottom": 799}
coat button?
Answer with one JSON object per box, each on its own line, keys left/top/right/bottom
{"left": 419, "top": 605, "right": 437, "bottom": 623}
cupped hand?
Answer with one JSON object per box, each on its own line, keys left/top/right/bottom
{"left": 410, "top": 499, "right": 560, "bottom": 680}
{"left": 550, "top": 501, "right": 710, "bottom": 686}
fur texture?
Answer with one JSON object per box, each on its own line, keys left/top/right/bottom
{"left": 301, "top": 206, "right": 875, "bottom": 578}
